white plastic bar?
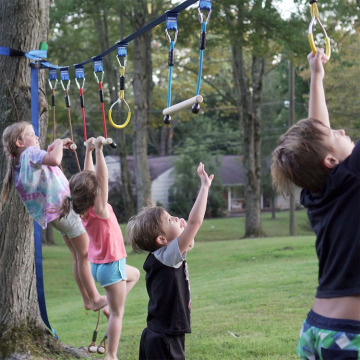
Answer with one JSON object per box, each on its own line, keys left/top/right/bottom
{"left": 83, "top": 138, "right": 113, "bottom": 146}
{"left": 163, "top": 95, "right": 203, "bottom": 116}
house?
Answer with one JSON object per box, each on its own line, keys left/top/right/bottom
{"left": 105, "top": 155, "right": 300, "bottom": 214}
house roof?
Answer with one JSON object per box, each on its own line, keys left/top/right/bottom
{"left": 218, "top": 155, "right": 245, "bottom": 186}
{"left": 105, "top": 154, "right": 245, "bottom": 186}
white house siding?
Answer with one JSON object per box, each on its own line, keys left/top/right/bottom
{"left": 275, "top": 187, "right": 302, "bottom": 210}
{"left": 151, "top": 168, "right": 176, "bottom": 210}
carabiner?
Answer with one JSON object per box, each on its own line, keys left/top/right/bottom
{"left": 165, "top": 28, "right": 178, "bottom": 44}
{"left": 198, "top": 7, "right": 212, "bottom": 25}
{"left": 94, "top": 71, "right": 104, "bottom": 84}
{"left": 108, "top": 98, "right": 131, "bottom": 129}
{"left": 48, "top": 78, "right": 58, "bottom": 90}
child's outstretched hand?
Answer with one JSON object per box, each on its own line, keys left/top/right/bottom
{"left": 308, "top": 48, "right": 328, "bottom": 79}
{"left": 85, "top": 137, "right": 96, "bottom": 151}
{"left": 47, "top": 138, "right": 72, "bottom": 152}
{"left": 95, "top": 136, "right": 105, "bottom": 149}
{"left": 197, "top": 162, "right": 214, "bottom": 188}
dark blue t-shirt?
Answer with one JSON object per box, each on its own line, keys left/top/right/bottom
{"left": 301, "top": 140, "right": 360, "bottom": 298}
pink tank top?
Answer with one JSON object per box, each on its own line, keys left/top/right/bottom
{"left": 81, "top": 203, "right": 127, "bottom": 264}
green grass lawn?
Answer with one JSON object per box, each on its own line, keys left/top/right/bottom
{"left": 43, "top": 210, "right": 316, "bottom": 359}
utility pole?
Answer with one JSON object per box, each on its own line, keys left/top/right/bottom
{"left": 289, "top": 61, "right": 296, "bottom": 235}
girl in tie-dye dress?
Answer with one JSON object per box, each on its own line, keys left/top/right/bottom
{"left": 1, "top": 121, "right": 107, "bottom": 313}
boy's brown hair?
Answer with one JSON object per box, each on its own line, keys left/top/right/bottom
{"left": 127, "top": 206, "right": 166, "bottom": 253}
{"left": 271, "top": 118, "right": 333, "bottom": 195}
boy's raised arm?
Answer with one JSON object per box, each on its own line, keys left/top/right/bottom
{"left": 308, "top": 49, "right": 330, "bottom": 128}
{"left": 177, "top": 162, "right": 213, "bottom": 254}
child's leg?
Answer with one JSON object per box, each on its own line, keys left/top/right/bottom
{"left": 124, "top": 264, "right": 140, "bottom": 295}
{"left": 63, "top": 235, "right": 91, "bottom": 310}
{"left": 104, "top": 281, "right": 127, "bottom": 360}
{"left": 69, "top": 232, "right": 108, "bottom": 311}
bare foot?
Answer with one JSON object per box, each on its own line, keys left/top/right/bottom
{"left": 92, "top": 295, "right": 108, "bottom": 312}
{"left": 103, "top": 305, "right": 110, "bottom": 320}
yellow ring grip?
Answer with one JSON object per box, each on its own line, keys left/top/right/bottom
{"left": 308, "top": 19, "right": 331, "bottom": 60}
{"left": 108, "top": 108, "right": 131, "bottom": 129}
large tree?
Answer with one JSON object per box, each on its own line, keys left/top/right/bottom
{"left": 0, "top": 1, "right": 87, "bottom": 358}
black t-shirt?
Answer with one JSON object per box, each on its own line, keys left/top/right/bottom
{"left": 301, "top": 140, "right": 360, "bottom": 298}
{"left": 143, "top": 242, "right": 191, "bottom": 335}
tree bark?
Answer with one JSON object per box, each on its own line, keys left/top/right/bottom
{"left": 0, "top": 1, "right": 89, "bottom": 358}
{"left": 228, "top": 1, "right": 265, "bottom": 238}
{"left": 131, "top": 0, "right": 153, "bottom": 211}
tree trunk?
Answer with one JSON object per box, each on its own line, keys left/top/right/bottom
{"left": 131, "top": 0, "right": 153, "bottom": 211}
{"left": 0, "top": 1, "right": 89, "bottom": 358}
{"left": 231, "top": 43, "right": 264, "bottom": 238}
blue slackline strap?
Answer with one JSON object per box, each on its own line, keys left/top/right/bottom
{"left": 2, "top": 0, "right": 197, "bottom": 70}
{"left": 30, "top": 64, "right": 58, "bottom": 339}
{"left": 39, "top": 0, "right": 198, "bottom": 70}
{"left": 0, "top": 46, "right": 47, "bottom": 59}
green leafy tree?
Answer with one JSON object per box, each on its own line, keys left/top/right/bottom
{"left": 169, "top": 138, "right": 226, "bottom": 218}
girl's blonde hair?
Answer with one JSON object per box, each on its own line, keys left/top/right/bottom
{"left": 271, "top": 118, "right": 332, "bottom": 195}
{"left": 58, "top": 170, "right": 98, "bottom": 219}
{"left": 126, "top": 206, "right": 166, "bottom": 253}
{"left": 1, "top": 121, "right": 29, "bottom": 210}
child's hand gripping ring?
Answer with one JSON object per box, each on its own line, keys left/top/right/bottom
{"left": 108, "top": 95, "right": 131, "bottom": 129}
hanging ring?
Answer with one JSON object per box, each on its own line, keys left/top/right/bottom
{"left": 108, "top": 98, "right": 131, "bottom": 129}
{"left": 308, "top": 16, "right": 331, "bottom": 59}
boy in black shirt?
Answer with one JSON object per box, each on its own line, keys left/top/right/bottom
{"left": 272, "top": 49, "right": 360, "bottom": 359}
{"left": 127, "top": 162, "right": 213, "bottom": 360}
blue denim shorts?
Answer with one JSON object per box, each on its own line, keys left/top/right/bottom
{"left": 297, "top": 310, "right": 360, "bottom": 359}
{"left": 91, "top": 258, "right": 127, "bottom": 287}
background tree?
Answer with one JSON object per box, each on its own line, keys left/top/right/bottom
{"left": 0, "top": 1, "right": 87, "bottom": 358}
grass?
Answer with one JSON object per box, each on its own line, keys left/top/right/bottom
{"left": 43, "top": 210, "right": 316, "bottom": 359}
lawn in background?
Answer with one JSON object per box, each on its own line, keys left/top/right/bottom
{"left": 43, "top": 210, "right": 316, "bottom": 359}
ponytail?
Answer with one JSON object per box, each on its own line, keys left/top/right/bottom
{"left": 0, "top": 122, "right": 29, "bottom": 212}
{"left": 58, "top": 196, "right": 72, "bottom": 220}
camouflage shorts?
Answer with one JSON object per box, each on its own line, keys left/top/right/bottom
{"left": 297, "top": 310, "right": 360, "bottom": 360}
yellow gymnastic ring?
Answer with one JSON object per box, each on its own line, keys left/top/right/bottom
{"left": 108, "top": 108, "right": 131, "bottom": 129}
{"left": 308, "top": 16, "right": 331, "bottom": 60}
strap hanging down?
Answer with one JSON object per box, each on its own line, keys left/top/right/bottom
{"left": 93, "top": 58, "right": 117, "bottom": 148}
{"left": 163, "top": 12, "right": 178, "bottom": 124}
{"left": 30, "top": 63, "right": 58, "bottom": 339}
{"left": 108, "top": 44, "right": 132, "bottom": 129}
{"left": 60, "top": 67, "right": 81, "bottom": 172}
{"left": 163, "top": 3, "right": 211, "bottom": 120}
{"left": 74, "top": 65, "right": 88, "bottom": 143}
